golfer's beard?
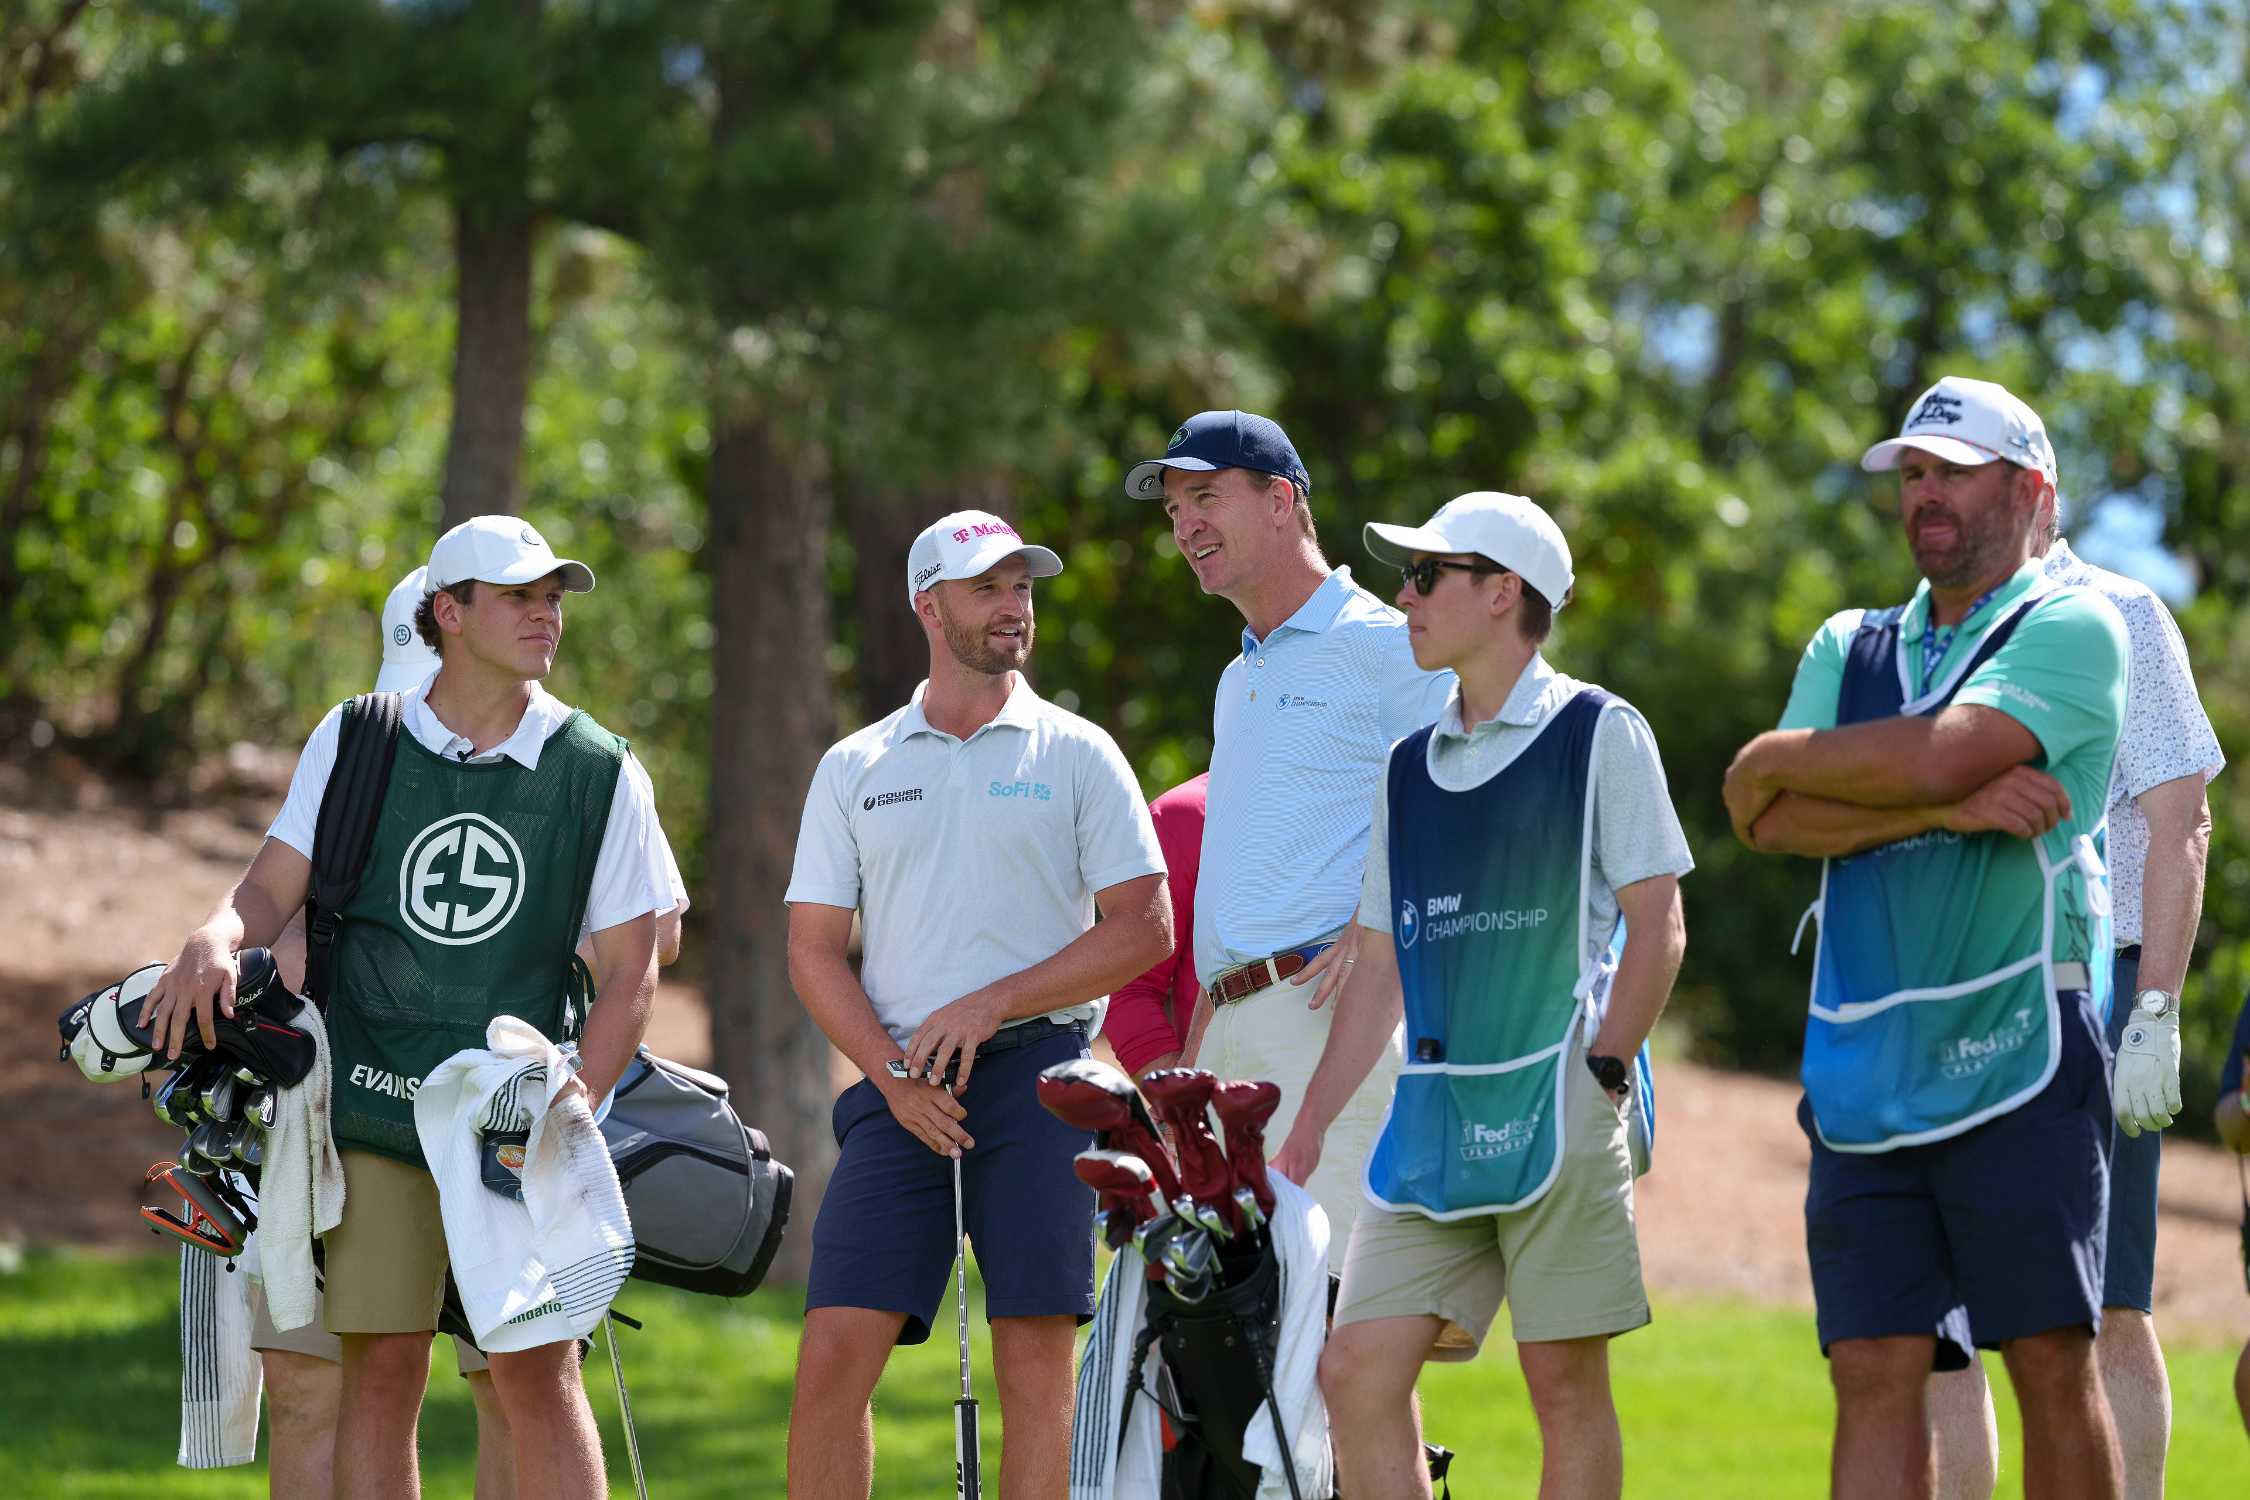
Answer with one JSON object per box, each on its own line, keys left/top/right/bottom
{"left": 940, "top": 608, "right": 1033, "bottom": 675}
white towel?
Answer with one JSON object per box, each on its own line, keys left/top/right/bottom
{"left": 260, "top": 999, "right": 345, "bottom": 1331}
{"left": 1071, "top": 1177, "right": 1334, "bottom": 1500}
{"left": 177, "top": 1244, "right": 261, "bottom": 1467}
{"left": 415, "top": 1016, "right": 634, "bottom": 1353}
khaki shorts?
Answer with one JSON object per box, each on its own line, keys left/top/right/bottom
{"left": 322, "top": 1149, "right": 450, "bottom": 1335}
{"left": 1334, "top": 1039, "right": 1649, "bottom": 1355}
{"left": 247, "top": 1276, "right": 342, "bottom": 1362}
{"left": 1198, "top": 972, "right": 1400, "bottom": 1272}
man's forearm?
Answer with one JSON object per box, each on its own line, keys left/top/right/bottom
{"left": 1747, "top": 792, "right": 1954, "bottom": 858}
{"left": 1293, "top": 944, "right": 1404, "bottom": 1140}
{"left": 978, "top": 904, "right": 1171, "bottom": 1024}
{"left": 791, "top": 945, "right": 912, "bottom": 1080}
{"left": 579, "top": 950, "right": 657, "bottom": 1100}
{"left": 2134, "top": 781, "right": 2212, "bottom": 998}
{"left": 1742, "top": 714, "right": 2026, "bottom": 809}
{"left": 1588, "top": 905, "right": 1686, "bottom": 1060}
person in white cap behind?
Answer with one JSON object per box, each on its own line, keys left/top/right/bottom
{"left": 1725, "top": 376, "right": 2130, "bottom": 1500}
{"left": 1272, "top": 492, "right": 1692, "bottom": 1500}
{"left": 140, "top": 514, "right": 674, "bottom": 1500}
{"left": 783, "top": 510, "right": 1171, "bottom": 1498}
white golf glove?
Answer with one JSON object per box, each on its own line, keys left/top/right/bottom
{"left": 2112, "top": 1004, "right": 2181, "bottom": 1138}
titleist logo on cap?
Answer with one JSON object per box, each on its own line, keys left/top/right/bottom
{"left": 912, "top": 563, "right": 943, "bottom": 591}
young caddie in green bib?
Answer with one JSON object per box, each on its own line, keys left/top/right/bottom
{"left": 1272, "top": 491, "right": 1693, "bottom": 1500}
{"left": 138, "top": 515, "right": 670, "bottom": 1500}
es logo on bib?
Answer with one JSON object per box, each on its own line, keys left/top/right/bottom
{"left": 398, "top": 812, "right": 527, "bottom": 945}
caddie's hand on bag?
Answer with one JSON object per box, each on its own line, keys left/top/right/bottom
{"left": 877, "top": 1069, "right": 973, "bottom": 1157}
{"left": 139, "top": 930, "right": 238, "bottom": 1060}
{"left": 2113, "top": 1003, "right": 2182, "bottom": 1137}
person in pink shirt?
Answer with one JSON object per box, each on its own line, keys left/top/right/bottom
{"left": 1105, "top": 774, "right": 1208, "bottom": 1079}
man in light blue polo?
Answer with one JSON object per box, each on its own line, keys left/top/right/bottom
{"left": 783, "top": 510, "right": 1172, "bottom": 1499}
{"left": 1128, "top": 410, "right": 1453, "bottom": 1266}
{"left": 1725, "top": 376, "right": 2130, "bottom": 1500}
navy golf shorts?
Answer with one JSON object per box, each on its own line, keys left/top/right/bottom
{"left": 2103, "top": 946, "right": 2159, "bottom": 1313}
{"left": 807, "top": 1018, "right": 1098, "bottom": 1345}
{"left": 1801, "top": 988, "right": 2113, "bottom": 1370}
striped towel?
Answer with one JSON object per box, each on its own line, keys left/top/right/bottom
{"left": 414, "top": 1016, "right": 635, "bottom": 1354}
{"left": 177, "top": 1243, "right": 261, "bottom": 1467}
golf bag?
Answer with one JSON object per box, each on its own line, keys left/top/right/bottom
{"left": 310, "top": 689, "right": 793, "bottom": 1297}
{"left": 1139, "top": 1238, "right": 1289, "bottom": 1500}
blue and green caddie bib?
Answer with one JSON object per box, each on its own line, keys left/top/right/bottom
{"left": 1365, "top": 687, "right": 1629, "bottom": 1218}
{"left": 326, "top": 704, "right": 625, "bottom": 1167}
{"left": 1799, "top": 582, "right": 2112, "bottom": 1153}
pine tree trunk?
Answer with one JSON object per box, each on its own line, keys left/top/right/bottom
{"left": 704, "top": 403, "right": 837, "bottom": 1283}
{"left": 439, "top": 191, "right": 535, "bottom": 529}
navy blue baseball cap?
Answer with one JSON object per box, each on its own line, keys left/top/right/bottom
{"left": 1125, "top": 410, "right": 1312, "bottom": 500}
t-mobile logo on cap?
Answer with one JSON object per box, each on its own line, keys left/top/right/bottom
{"left": 1909, "top": 392, "right": 1965, "bottom": 428}
{"left": 950, "top": 521, "right": 1019, "bottom": 544}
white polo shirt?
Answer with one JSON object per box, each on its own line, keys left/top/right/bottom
{"left": 785, "top": 675, "right": 1167, "bottom": 1044}
{"left": 268, "top": 679, "right": 675, "bottom": 939}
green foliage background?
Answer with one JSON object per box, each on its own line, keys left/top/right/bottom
{"left": 6, "top": 0, "right": 2250, "bottom": 1103}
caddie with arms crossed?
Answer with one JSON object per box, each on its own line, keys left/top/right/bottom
{"left": 1725, "top": 376, "right": 2130, "bottom": 1500}
{"left": 1924, "top": 484, "right": 2222, "bottom": 1498}
{"left": 782, "top": 510, "right": 1171, "bottom": 1500}
{"left": 1271, "top": 492, "right": 1690, "bottom": 1500}
{"left": 140, "top": 516, "right": 673, "bottom": 1500}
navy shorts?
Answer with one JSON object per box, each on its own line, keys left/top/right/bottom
{"left": 807, "top": 1019, "right": 1097, "bottom": 1345}
{"left": 1801, "top": 989, "right": 2113, "bottom": 1370}
{"left": 2103, "top": 947, "right": 2158, "bottom": 1312}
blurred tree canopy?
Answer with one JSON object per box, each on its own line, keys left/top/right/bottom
{"left": 6, "top": 0, "right": 2249, "bottom": 1212}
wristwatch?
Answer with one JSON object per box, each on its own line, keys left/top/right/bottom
{"left": 1585, "top": 1053, "right": 1630, "bottom": 1098}
{"left": 2131, "top": 988, "right": 2176, "bottom": 1022}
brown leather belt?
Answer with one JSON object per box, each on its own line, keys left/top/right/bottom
{"left": 1207, "top": 944, "right": 1333, "bottom": 1007}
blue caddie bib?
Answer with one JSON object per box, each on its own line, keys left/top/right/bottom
{"left": 1365, "top": 687, "right": 1651, "bottom": 1218}
{"left": 1799, "top": 583, "right": 2112, "bottom": 1153}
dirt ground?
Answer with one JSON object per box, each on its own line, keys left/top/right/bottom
{"left": 6, "top": 750, "right": 2246, "bottom": 1347}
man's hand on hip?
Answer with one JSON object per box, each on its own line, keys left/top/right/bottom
{"left": 902, "top": 988, "right": 1007, "bottom": 1096}
{"left": 1289, "top": 925, "right": 1361, "bottom": 1013}
{"left": 876, "top": 1072, "right": 974, "bottom": 1157}
{"left": 2113, "top": 1004, "right": 2182, "bottom": 1138}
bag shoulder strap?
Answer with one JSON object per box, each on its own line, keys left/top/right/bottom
{"left": 304, "top": 692, "right": 404, "bottom": 1007}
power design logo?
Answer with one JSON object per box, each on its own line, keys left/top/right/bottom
{"left": 398, "top": 813, "right": 527, "bottom": 945}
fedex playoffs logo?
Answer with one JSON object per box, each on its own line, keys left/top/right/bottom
{"left": 952, "top": 520, "right": 1019, "bottom": 544}
{"left": 399, "top": 813, "right": 526, "bottom": 945}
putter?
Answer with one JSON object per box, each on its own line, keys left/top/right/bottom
{"left": 1138, "top": 1068, "right": 1236, "bottom": 1236}
{"left": 1211, "top": 1079, "right": 1283, "bottom": 1229}
{"left": 1033, "top": 1059, "right": 1183, "bottom": 1201}
{"left": 953, "top": 1149, "right": 981, "bottom": 1500}
{"left": 604, "top": 1313, "right": 651, "bottom": 1500}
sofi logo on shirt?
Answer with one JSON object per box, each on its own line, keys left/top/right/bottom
{"left": 989, "top": 779, "right": 1053, "bottom": 800}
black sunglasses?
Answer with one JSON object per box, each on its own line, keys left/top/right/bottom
{"left": 1398, "top": 558, "right": 1497, "bottom": 596}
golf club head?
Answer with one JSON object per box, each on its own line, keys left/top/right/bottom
{"left": 1233, "top": 1184, "right": 1267, "bottom": 1232}
{"left": 187, "top": 1119, "right": 231, "bottom": 1173}
{"left": 244, "top": 1086, "right": 277, "bottom": 1132}
{"left": 234, "top": 1130, "right": 265, "bottom": 1169}
{"left": 1139, "top": 1068, "right": 1236, "bottom": 1233}
{"left": 1211, "top": 1078, "right": 1283, "bottom": 1219}
{"left": 152, "top": 1054, "right": 225, "bottom": 1129}
{"left": 199, "top": 1070, "right": 242, "bottom": 1125}
{"left": 142, "top": 1160, "right": 248, "bottom": 1256}
{"left": 1035, "top": 1058, "right": 1167, "bottom": 1144}
{"left": 1162, "top": 1226, "right": 1215, "bottom": 1303}
{"left": 1034, "top": 1059, "right": 1183, "bottom": 1200}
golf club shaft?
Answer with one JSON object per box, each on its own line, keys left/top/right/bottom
{"left": 954, "top": 1149, "right": 981, "bottom": 1498}
{"left": 604, "top": 1313, "right": 650, "bottom": 1500}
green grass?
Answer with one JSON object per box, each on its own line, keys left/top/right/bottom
{"left": 2, "top": 1246, "right": 2242, "bottom": 1497}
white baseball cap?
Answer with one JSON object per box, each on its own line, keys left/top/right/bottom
{"left": 426, "top": 515, "right": 595, "bottom": 595}
{"left": 1364, "top": 491, "right": 1575, "bottom": 610}
{"left": 905, "top": 510, "right": 1063, "bottom": 609}
{"left": 375, "top": 565, "right": 441, "bottom": 693}
{"left": 1860, "top": 375, "right": 2057, "bottom": 484}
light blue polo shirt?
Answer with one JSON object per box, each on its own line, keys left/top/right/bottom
{"left": 786, "top": 675, "right": 1166, "bottom": 1044}
{"left": 1197, "top": 566, "right": 1455, "bottom": 986}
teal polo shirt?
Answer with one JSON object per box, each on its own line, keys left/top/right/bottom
{"left": 1777, "top": 559, "right": 2129, "bottom": 965}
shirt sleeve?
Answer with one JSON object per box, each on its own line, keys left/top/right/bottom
{"left": 2112, "top": 592, "right": 2225, "bottom": 799}
{"left": 1592, "top": 705, "right": 1695, "bottom": 890}
{"left": 1105, "top": 790, "right": 1203, "bottom": 1073}
{"left": 1378, "top": 627, "right": 1455, "bottom": 743}
{"left": 2220, "top": 993, "right": 2250, "bottom": 1098}
{"left": 1073, "top": 731, "right": 1168, "bottom": 894}
{"left": 583, "top": 751, "right": 676, "bottom": 935}
{"left": 1776, "top": 612, "right": 1858, "bottom": 733}
{"left": 1358, "top": 753, "right": 1395, "bottom": 934}
{"left": 265, "top": 705, "right": 347, "bottom": 859}
{"left": 783, "top": 747, "right": 861, "bottom": 910}
{"left": 1954, "top": 590, "right": 2129, "bottom": 772}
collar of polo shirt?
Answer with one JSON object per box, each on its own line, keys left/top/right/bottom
{"left": 900, "top": 675, "right": 1042, "bottom": 741}
{"left": 1241, "top": 566, "right": 1358, "bottom": 656}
